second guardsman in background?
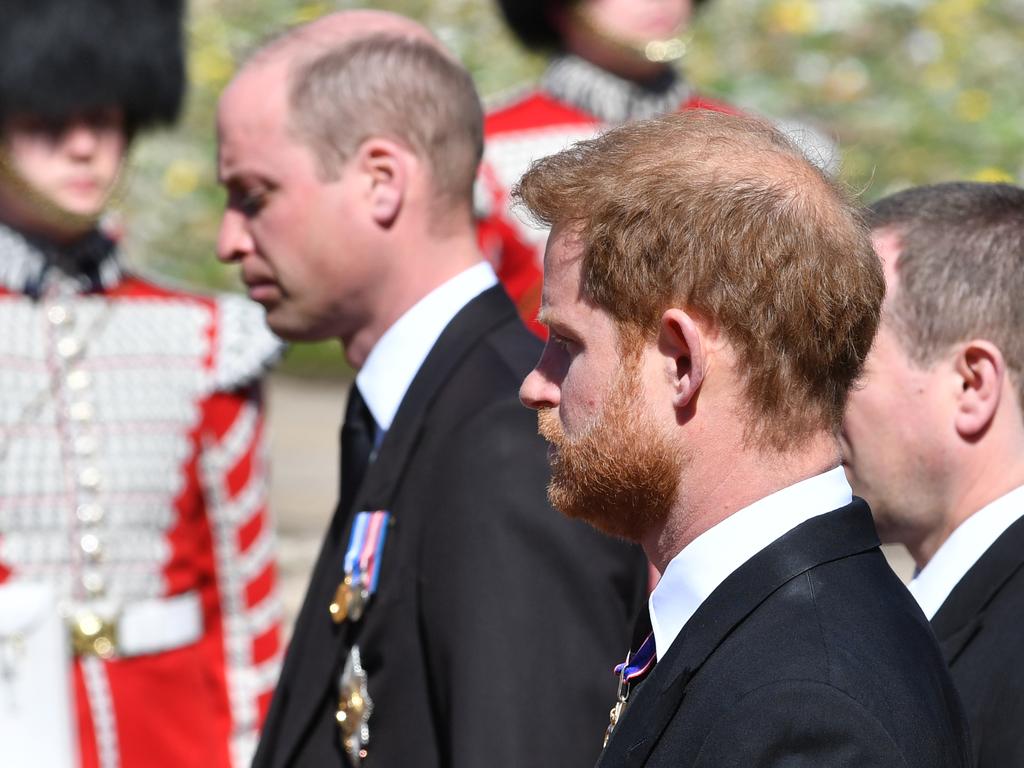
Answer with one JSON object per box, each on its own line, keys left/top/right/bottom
{"left": 478, "top": 0, "right": 733, "bottom": 335}
{"left": 0, "top": 2, "right": 283, "bottom": 767}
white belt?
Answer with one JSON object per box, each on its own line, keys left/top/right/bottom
{"left": 70, "top": 591, "right": 204, "bottom": 659}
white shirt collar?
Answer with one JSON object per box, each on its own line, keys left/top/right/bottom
{"left": 909, "top": 483, "right": 1024, "bottom": 620}
{"left": 355, "top": 262, "right": 497, "bottom": 434}
{"left": 649, "top": 466, "right": 853, "bottom": 660}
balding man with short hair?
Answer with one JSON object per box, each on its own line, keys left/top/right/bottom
{"left": 843, "top": 181, "right": 1024, "bottom": 767}
{"left": 517, "top": 112, "right": 971, "bottom": 766}
{"left": 216, "top": 11, "right": 646, "bottom": 768}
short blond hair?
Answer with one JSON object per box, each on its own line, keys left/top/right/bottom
{"left": 516, "top": 111, "right": 884, "bottom": 450}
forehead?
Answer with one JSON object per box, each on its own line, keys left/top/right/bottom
{"left": 540, "top": 223, "right": 586, "bottom": 311}
{"left": 217, "top": 62, "right": 295, "bottom": 170}
{"left": 540, "top": 223, "right": 620, "bottom": 337}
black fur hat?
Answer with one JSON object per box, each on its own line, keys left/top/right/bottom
{"left": 497, "top": 0, "right": 710, "bottom": 50}
{"left": 0, "top": 0, "right": 186, "bottom": 132}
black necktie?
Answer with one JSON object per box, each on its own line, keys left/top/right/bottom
{"left": 339, "top": 385, "right": 376, "bottom": 512}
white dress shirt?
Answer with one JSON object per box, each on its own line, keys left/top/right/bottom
{"left": 355, "top": 262, "right": 498, "bottom": 439}
{"left": 909, "top": 483, "right": 1024, "bottom": 620}
{"left": 649, "top": 466, "right": 853, "bottom": 660}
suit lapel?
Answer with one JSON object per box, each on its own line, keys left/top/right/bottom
{"left": 931, "top": 514, "right": 1024, "bottom": 665}
{"left": 352, "top": 286, "right": 516, "bottom": 513}
{"left": 273, "top": 286, "right": 518, "bottom": 767}
{"left": 598, "top": 501, "right": 880, "bottom": 767}
{"left": 938, "top": 618, "right": 982, "bottom": 665}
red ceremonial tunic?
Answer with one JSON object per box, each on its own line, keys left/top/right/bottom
{"left": 0, "top": 223, "right": 283, "bottom": 768}
{"left": 477, "top": 54, "right": 737, "bottom": 337}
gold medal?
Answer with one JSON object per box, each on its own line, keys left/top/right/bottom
{"left": 329, "top": 575, "right": 356, "bottom": 624}
{"left": 329, "top": 575, "right": 371, "bottom": 624}
{"left": 604, "top": 698, "right": 626, "bottom": 747}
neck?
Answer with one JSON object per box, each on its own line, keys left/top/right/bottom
{"left": 0, "top": 215, "right": 95, "bottom": 248}
{"left": 341, "top": 227, "right": 484, "bottom": 370}
{"left": 643, "top": 431, "right": 841, "bottom": 572}
{"left": 563, "top": 44, "right": 675, "bottom": 86}
{"left": 909, "top": 449, "right": 1024, "bottom": 568}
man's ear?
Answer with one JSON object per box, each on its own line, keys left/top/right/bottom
{"left": 355, "top": 138, "right": 407, "bottom": 228}
{"left": 954, "top": 340, "right": 1004, "bottom": 439}
{"left": 658, "top": 308, "right": 706, "bottom": 410}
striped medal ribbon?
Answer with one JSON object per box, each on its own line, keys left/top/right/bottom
{"left": 330, "top": 510, "right": 391, "bottom": 624}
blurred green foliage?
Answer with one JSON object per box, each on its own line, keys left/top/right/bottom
{"left": 119, "top": 0, "right": 1024, "bottom": 375}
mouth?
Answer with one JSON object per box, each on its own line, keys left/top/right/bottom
{"left": 63, "top": 177, "right": 102, "bottom": 195}
{"left": 242, "top": 275, "right": 281, "bottom": 304}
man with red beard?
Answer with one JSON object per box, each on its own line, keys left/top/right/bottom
{"left": 517, "top": 111, "right": 971, "bottom": 767}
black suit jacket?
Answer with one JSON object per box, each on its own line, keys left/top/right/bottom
{"left": 253, "top": 286, "right": 647, "bottom": 768}
{"left": 598, "top": 500, "right": 971, "bottom": 768}
{"left": 932, "top": 514, "right": 1024, "bottom": 767}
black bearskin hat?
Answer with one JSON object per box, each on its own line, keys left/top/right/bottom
{"left": 497, "top": 0, "right": 710, "bottom": 50}
{"left": 0, "top": 0, "right": 186, "bottom": 133}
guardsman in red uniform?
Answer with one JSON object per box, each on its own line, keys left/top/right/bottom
{"left": 0, "top": 2, "right": 283, "bottom": 766}
{"left": 479, "top": 0, "right": 735, "bottom": 336}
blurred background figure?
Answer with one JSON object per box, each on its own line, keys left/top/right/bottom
{"left": 477, "top": 0, "right": 735, "bottom": 335}
{"left": 0, "top": 2, "right": 283, "bottom": 767}
{"left": 842, "top": 181, "right": 1024, "bottom": 768}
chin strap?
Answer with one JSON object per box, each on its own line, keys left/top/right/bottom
{"left": 0, "top": 148, "right": 123, "bottom": 239}
{"left": 570, "top": 6, "right": 691, "bottom": 64}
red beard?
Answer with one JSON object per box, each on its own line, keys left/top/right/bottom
{"left": 537, "top": 361, "right": 680, "bottom": 542}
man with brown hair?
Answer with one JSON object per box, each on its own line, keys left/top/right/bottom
{"left": 517, "top": 111, "right": 971, "bottom": 766}
{"left": 216, "top": 10, "right": 647, "bottom": 768}
{"left": 842, "top": 182, "right": 1024, "bottom": 767}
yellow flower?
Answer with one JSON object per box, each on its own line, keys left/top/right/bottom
{"left": 191, "top": 45, "right": 235, "bottom": 89}
{"left": 922, "top": 65, "right": 957, "bottom": 93}
{"left": 769, "top": 0, "right": 818, "bottom": 36}
{"left": 972, "top": 168, "right": 1015, "bottom": 184}
{"left": 955, "top": 89, "right": 992, "bottom": 123}
{"left": 922, "top": 0, "right": 984, "bottom": 37}
{"left": 292, "top": 2, "right": 332, "bottom": 24}
{"left": 163, "top": 160, "right": 202, "bottom": 199}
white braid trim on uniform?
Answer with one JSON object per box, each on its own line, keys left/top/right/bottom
{"left": 81, "top": 656, "right": 121, "bottom": 768}
{"left": 541, "top": 54, "right": 692, "bottom": 124}
{"left": 212, "top": 295, "right": 283, "bottom": 393}
{"left": 200, "top": 398, "right": 282, "bottom": 768}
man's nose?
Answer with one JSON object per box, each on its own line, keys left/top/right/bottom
{"left": 63, "top": 121, "right": 102, "bottom": 159}
{"left": 520, "top": 365, "right": 560, "bottom": 411}
{"left": 216, "top": 209, "right": 254, "bottom": 263}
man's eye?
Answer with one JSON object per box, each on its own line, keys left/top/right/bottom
{"left": 237, "top": 189, "right": 267, "bottom": 216}
{"left": 15, "top": 116, "right": 64, "bottom": 140}
{"left": 550, "top": 333, "right": 575, "bottom": 353}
